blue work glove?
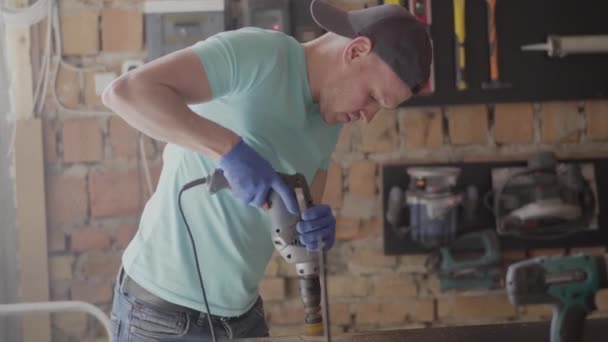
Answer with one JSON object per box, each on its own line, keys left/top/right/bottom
{"left": 297, "top": 204, "right": 336, "bottom": 251}
{"left": 219, "top": 139, "right": 299, "bottom": 214}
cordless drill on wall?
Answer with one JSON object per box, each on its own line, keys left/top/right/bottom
{"left": 506, "top": 253, "right": 608, "bottom": 342}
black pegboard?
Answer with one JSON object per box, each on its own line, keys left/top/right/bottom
{"left": 402, "top": 0, "right": 608, "bottom": 107}
{"left": 382, "top": 158, "right": 608, "bottom": 255}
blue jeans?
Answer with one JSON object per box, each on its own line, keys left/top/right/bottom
{"left": 110, "top": 268, "right": 269, "bottom": 341}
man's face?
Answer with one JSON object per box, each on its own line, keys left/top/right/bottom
{"left": 318, "top": 39, "right": 413, "bottom": 125}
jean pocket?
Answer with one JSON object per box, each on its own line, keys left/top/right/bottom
{"left": 129, "top": 303, "right": 189, "bottom": 339}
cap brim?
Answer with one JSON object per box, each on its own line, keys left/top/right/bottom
{"left": 310, "top": 0, "right": 356, "bottom": 38}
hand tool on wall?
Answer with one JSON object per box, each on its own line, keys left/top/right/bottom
{"left": 386, "top": 167, "right": 463, "bottom": 249}
{"left": 481, "top": 0, "right": 510, "bottom": 90}
{"left": 408, "top": 0, "right": 435, "bottom": 94}
{"left": 202, "top": 169, "right": 328, "bottom": 336}
{"left": 453, "top": 0, "right": 467, "bottom": 90}
{"left": 491, "top": 151, "right": 596, "bottom": 240}
{"left": 522, "top": 34, "right": 608, "bottom": 58}
{"left": 506, "top": 253, "right": 608, "bottom": 342}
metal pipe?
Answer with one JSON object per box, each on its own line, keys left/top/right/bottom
{"left": 0, "top": 301, "right": 112, "bottom": 340}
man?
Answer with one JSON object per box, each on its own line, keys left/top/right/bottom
{"left": 102, "top": 0, "right": 431, "bottom": 340}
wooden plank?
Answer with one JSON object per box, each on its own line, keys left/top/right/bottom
{"left": 5, "top": 0, "right": 52, "bottom": 340}
{"left": 14, "top": 119, "right": 51, "bottom": 342}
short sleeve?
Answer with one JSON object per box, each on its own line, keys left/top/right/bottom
{"left": 190, "top": 29, "right": 282, "bottom": 100}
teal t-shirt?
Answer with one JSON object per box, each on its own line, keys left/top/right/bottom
{"left": 121, "top": 27, "right": 342, "bottom": 317}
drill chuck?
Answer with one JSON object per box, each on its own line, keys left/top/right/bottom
{"left": 299, "top": 275, "right": 323, "bottom": 335}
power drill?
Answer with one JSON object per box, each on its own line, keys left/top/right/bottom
{"left": 506, "top": 253, "right": 608, "bottom": 342}
{"left": 203, "top": 169, "right": 325, "bottom": 335}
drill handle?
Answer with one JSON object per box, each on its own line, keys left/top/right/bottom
{"left": 551, "top": 303, "right": 589, "bottom": 342}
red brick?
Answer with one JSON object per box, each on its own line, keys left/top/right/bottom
{"left": 335, "top": 125, "right": 352, "bottom": 154}
{"left": 327, "top": 275, "right": 370, "bottom": 297}
{"left": 397, "top": 254, "right": 429, "bottom": 274}
{"left": 101, "top": 8, "right": 143, "bottom": 52}
{"left": 447, "top": 105, "right": 488, "bottom": 145}
{"left": 586, "top": 100, "right": 608, "bottom": 141}
{"left": 84, "top": 72, "right": 103, "bottom": 108}
{"left": 264, "top": 257, "right": 279, "bottom": 277}
{"left": 109, "top": 116, "right": 137, "bottom": 159}
{"left": 359, "top": 217, "right": 382, "bottom": 238}
{"left": 88, "top": 168, "right": 142, "bottom": 217}
{"left": 372, "top": 275, "right": 417, "bottom": 297}
{"left": 322, "top": 163, "right": 342, "bottom": 208}
{"left": 109, "top": 116, "right": 157, "bottom": 160}
{"left": 340, "top": 195, "right": 376, "bottom": 219}
{"left": 348, "top": 160, "right": 377, "bottom": 198}
{"left": 77, "top": 252, "right": 122, "bottom": 280}
{"left": 267, "top": 301, "right": 305, "bottom": 325}
{"left": 494, "top": 103, "right": 534, "bottom": 144}
{"left": 329, "top": 303, "right": 351, "bottom": 325}
{"left": 350, "top": 249, "right": 398, "bottom": 269}
{"left": 355, "top": 302, "right": 381, "bottom": 324}
{"left": 48, "top": 229, "right": 67, "bottom": 252}
{"left": 360, "top": 109, "right": 399, "bottom": 153}
{"left": 115, "top": 223, "right": 138, "bottom": 249}
{"left": 52, "top": 312, "right": 88, "bottom": 337}
{"left": 71, "top": 227, "right": 112, "bottom": 252}
{"left": 400, "top": 107, "right": 443, "bottom": 149}
{"left": 50, "top": 255, "right": 75, "bottom": 282}
{"left": 50, "top": 281, "right": 71, "bottom": 301}
{"left": 46, "top": 174, "right": 88, "bottom": 227}
{"left": 71, "top": 280, "right": 113, "bottom": 304}
{"left": 55, "top": 66, "right": 80, "bottom": 108}
{"left": 62, "top": 118, "right": 103, "bottom": 162}
{"left": 60, "top": 12, "right": 99, "bottom": 55}
{"left": 43, "top": 121, "right": 58, "bottom": 162}
{"left": 259, "top": 278, "right": 286, "bottom": 301}
{"left": 540, "top": 101, "right": 581, "bottom": 143}
{"left": 437, "top": 293, "right": 516, "bottom": 321}
{"left": 335, "top": 217, "right": 361, "bottom": 240}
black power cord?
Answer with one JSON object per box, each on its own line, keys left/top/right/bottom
{"left": 178, "top": 177, "right": 217, "bottom": 342}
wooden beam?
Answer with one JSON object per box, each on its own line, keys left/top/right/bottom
{"left": 5, "top": 0, "right": 52, "bottom": 341}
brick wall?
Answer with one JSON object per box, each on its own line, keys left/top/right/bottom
{"left": 38, "top": 0, "right": 608, "bottom": 340}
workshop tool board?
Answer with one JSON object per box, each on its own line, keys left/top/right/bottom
{"left": 403, "top": 0, "right": 608, "bottom": 107}
{"left": 381, "top": 157, "right": 608, "bottom": 255}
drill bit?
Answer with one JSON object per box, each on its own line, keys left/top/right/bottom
{"left": 319, "top": 237, "right": 331, "bottom": 342}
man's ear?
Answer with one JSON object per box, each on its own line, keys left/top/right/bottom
{"left": 343, "top": 36, "right": 373, "bottom": 64}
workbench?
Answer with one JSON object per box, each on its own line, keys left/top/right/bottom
{"left": 241, "top": 318, "right": 608, "bottom": 341}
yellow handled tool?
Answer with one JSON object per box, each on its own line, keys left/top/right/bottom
{"left": 453, "top": 0, "right": 466, "bottom": 90}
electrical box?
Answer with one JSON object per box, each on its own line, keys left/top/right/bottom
{"left": 144, "top": 0, "right": 226, "bottom": 61}
{"left": 241, "top": 0, "right": 291, "bottom": 35}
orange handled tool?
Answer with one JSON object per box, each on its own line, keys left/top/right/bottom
{"left": 482, "top": 0, "right": 510, "bottom": 89}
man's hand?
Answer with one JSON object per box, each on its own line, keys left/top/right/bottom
{"left": 297, "top": 204, "right": 336, "bottom": 251}
{"left": 219, "top": 139, "right": 299, "bottom": 214}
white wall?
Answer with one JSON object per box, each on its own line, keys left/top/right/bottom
{"left": 0, "top": 17, "right": 21, "bottom": 342}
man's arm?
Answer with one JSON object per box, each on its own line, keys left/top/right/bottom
{"left": 101, "top": 48, "right": 240, "bottom": 158}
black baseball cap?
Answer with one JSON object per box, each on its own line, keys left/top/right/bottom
{"left": 310, "top": 0, "right": 432, "bottom": 94}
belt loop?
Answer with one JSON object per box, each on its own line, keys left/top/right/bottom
{"left": 196, "top": 312, "right": 206, "bottom": 326}
{"left": 117, "top": 266, "right": 127, "bottom": 295}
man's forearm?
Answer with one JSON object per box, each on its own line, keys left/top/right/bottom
{"left": 102, "top": 76, "right": 240, "bottom": 159}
